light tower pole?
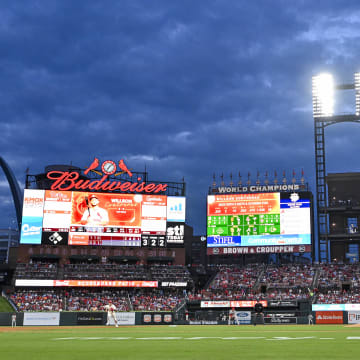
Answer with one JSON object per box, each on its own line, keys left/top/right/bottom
{"left": 313, "top": 73, "right": 360, "bottom": 262}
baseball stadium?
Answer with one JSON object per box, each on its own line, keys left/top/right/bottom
{"left": 1, "top": 74, "right": 360, "bottom": 359}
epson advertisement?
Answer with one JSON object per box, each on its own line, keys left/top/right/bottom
{"left": 207, "top": 192, "right": 312, "bottom": 252}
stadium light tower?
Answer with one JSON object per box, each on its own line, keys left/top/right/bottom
{"left": 313, "top": 72, "right": 360, "bottom": 262}
{"left": 312, "top": 74, "right": 334, "bottom": 117}
{"left": 355, "top": 72, "right": 360, "bottom": 116}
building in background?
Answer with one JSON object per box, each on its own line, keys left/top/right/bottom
{"left": 327, "top": 172, "right": 360, "bottom": 263}
{"left": 0, "top": 228, "right": 19, "bottom": 264}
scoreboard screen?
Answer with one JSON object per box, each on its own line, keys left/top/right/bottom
{"left": 20, "top": 189, "right": 185, "bottom": 247}
{"left": 207, "top": 192, "right": 311, "bottom": 248}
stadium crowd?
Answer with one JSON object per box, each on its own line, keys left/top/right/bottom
{"left": 8, "top": 262, "right": 360, "bottom": 311}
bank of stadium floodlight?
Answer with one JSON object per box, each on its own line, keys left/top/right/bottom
{"left": 355, "top": 72, "right": 360, "bottom": 116}
{"left": 312, "top": 73, "right": 334, "bottom": 117}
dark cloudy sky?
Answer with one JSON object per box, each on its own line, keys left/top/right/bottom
{"left": 1, "top": 1, "right": 360, "bottom": 235}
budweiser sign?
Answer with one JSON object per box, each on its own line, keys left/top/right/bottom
{"left": 46, "top": 158, "right": 168, "bottom": 194}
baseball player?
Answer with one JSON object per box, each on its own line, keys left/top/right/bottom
{"left": 11, "top": 313, "right": 16, "bottom": 327}
{"left": 104, "top": 302, "right": 118, "bottom": 327}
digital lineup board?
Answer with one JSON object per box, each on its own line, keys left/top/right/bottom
{"left": 20, "top": 189, "right": 186, "bottom": 247}
{"left": 207, "top": 192, "right": 312, "bottom": 255}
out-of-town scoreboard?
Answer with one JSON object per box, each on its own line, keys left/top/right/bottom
{"left": 207, "top": 173, "right": 313, "bottom": 255}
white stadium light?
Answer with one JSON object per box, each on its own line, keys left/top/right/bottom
{"left": 312, "top": 73, "right": 334, "bottom": 117}
{"left": 354, "top": 72, "right": 360, "bottom": 116}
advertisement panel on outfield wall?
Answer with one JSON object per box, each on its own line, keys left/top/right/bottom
{"left": 264, "top": 317, "right": 297, "bottom": 324}
{"left": 207, "top": 192, "right": 312, "bottom": 255}
{"left": 23, "top": 312, "right": 60, "bottom": 326}
{"left": 348, "top": 311, "right": 360, "bottom": 324}
{"left": 201, "top": 300, "right": 268, "bottom": 308}
{"left": 315, "top": 311, "right": 343, "bottom": 324}
{"left": 312, "top": 304, "right": 360, "bottom": 311}
{"left": 108, "top": 312, "right": 136, "bottom": 326}
{"left": 235, "top": 311, "right": 251, "bottom": 324}
{"left": 20, "top": 189, "right": 186, "bottom": 247}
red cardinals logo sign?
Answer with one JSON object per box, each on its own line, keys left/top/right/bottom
{"left": 84, "top": 158, "right": 133, "bottom": 177}
{"left": 46, "top": 158, "right": 168, "bottom": 194}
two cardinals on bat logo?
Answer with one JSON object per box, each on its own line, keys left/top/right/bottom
{"left": 84, "top": 158, "right": 133, "bottom": 177}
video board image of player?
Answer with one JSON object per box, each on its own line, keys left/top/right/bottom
{"left": 69, "top": 192, "right": 143, "bottom": 246}
{"left": 71, "top": 192, "right": 142, "bottom": 226}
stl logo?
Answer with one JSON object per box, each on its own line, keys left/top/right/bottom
{"left": 84, "top": 158, "right": 133, "bottom": 177}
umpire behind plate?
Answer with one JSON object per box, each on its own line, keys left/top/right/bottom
{"left": 253, "top": 300, "right": 264, "bottom": 326}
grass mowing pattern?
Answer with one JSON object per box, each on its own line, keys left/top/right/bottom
{"left": 1, "top": 325, "right": 360, "bottom": 360}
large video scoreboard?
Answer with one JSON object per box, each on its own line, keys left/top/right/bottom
{"left": 20, "top": 189, "right": 186, "bottom": 247}
{"left": 207, "top": 192, "right": 312, "bottom": 254}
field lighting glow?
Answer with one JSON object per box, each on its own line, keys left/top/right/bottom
{"left": 312, "top": 73, "right": 334, "bottom": 117}
{"left": 355, "top": 72, "right": 360, "bottom": 116}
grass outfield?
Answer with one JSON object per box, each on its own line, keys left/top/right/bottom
{"left": 1, "top": 325, "right": 360, "bottom": 360}
{"left": 0, "top": 297, "right": 13, "bottom": 312}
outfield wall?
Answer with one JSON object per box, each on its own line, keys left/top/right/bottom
{"left": 0, "top": 312, "right": 173, "bottom": 326}
{"left": 1, "top": 311, "right": 358, "bottom": 326}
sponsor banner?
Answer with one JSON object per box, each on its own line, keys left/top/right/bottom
{"left": 20, "top": 190, "right": 45, "bottom": 244}
{"left": 207, "top": 235, "right": 311, "bottom": 248}
{"left": 231, "top": 300, "right": 268, "bottom": 308}
{"left": 23, "top": 312, "right": 60, "bottom": 326}
{"left": 164, "top": 314, "right": 173, "bottom": 323}
{"left": 41, "top": 231, "right": 69, "bottom": 245}
{"left": 316, "top": 311, "right": 343, "bottom": 324}
{"left": 108, "top": 312, "right": 135, "bottom": 326}
{"left": 348, "top": 311, "right": 360, "bottom": 324}
{"left": 313, "top": 304, "right": 360, "bottom": 312}
{"left": 153, "top": 314, "right": 162, "bottom": 323}
{"left": 266, "top": 313, "right": 297, "bottom": 318}
{"left": 189, "top": 320, "right": 219, "bottom": 325}
{"left": 20, "top": 216, "right": 43, "bottom": 244}
{"left": 166, "top": 222, "right": 185, "bottom": 245}
{"left": 235, "top": 311, "right": 251, "bottom": 324}
{"left": 264, "top": 317, "right": 297, "bottom": 324}
{"left": 207, "top": 245, "right": 311, "bottom": 255}
{"left": 312, "top": 304, "right": 346, "bottom": 311}
{"left": 207, "top": 236, "right": 242, "bottom": 248}
{"left": 239, "top": 234, "right": 311, "bottom": 247}
{"left": 16, "top": 279, "right": 54, "bottom": 287}
{"left": 167, "top": 197, "right": 186, "bottom": 222}
{"left": 141, "top": 313, "right": 173, "bottom": 325}
{"left": 22, "top": 189, "right": 45, "bottom": 217}
{"left": 77, "top": 312, "right": 104, "bottom": 325}
{"left": 16, "top": 279, "right": 158, "bottom": 288}
{"left": 160, "top": 282, "right": 187, "bottom": 287}
{"left": 200, "top": 300, "right": 267, "bottom": 308}
{"left": 268, "top": 300, "right": 297, "bottom": 308}
{"left": 201, "top": 301, "right": 231, "bottom": 308}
